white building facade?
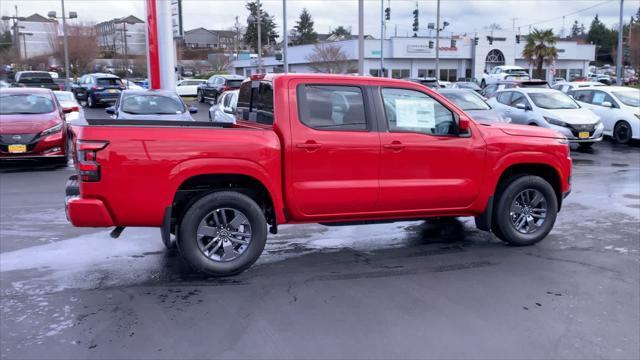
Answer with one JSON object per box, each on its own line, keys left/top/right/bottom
{"left": 232, "top": 31, "right": 595, "bottom": 82}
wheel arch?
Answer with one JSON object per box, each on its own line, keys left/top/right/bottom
{"left": 495, "top": 163, "right": 563, "bottom": 210}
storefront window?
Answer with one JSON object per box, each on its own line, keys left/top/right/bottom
{"left": 369, "top": 69, "right": 389, "bottom": 77}
{"left": 554, "top": 69, "right": 567, "bottom": 80}
{"left": 569, "top": 69, "right": 583, "bottom": 80}
{"left": 439, "top": 69, "right": 457, "bottom": 82}
{"left": 391, "top": 69, "right": 410, "bottom": 79}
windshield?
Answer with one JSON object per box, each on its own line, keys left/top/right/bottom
{"left": 442, "top": 91, "right": 491, "bottom": 111}
{"left": 54, "top": 92, "right": 74, "bottom": 102}
{"left": 121, "top": 94, "right": 185, "bottom": 114}
{"left": 612, "top": 90, "right": 640, "bottom": 107}
{"left": 226, "top": 80, "right": 243, "bottom": 88}
{"left": 97, "top": 78, "right": 123, "bottom": 86}
{"left": 18, "top": 72, "right": 53, "bottom": 83}
{"left": 529, "top": 92, "right": 579, "bottom": 109}
{"left": 0, "top": 94, "right": 55, "bottom": 114}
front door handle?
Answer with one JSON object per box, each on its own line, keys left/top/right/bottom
{"left": 383, "top": 141, "right": 405, "bottom": 151}
{"left": 296, "top": 140, "right": 321, "bottom": 151}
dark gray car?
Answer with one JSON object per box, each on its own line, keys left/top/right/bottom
{"left": 106, "top": 90, "right": 198, "bottom": 121}
{"left": 439, "top": 89, "right": 511, "bottom": 123}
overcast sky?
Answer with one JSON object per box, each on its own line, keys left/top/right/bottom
{"left": 1, "top": 0, "right": 637, "bottom": 38}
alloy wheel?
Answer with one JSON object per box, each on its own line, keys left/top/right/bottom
{"left": 196, "top": 207, "right": 252, "bottom": 262}
{"left": 509, "top": 189, "right": 547, "bottom": 234}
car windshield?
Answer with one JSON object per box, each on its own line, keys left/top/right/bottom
{"left": 54, "top": 92, "right": 74, "bottom": 102}
{"left": 456, "top": 82, "right": 481, "bottom": 90}
{"left": 18, "top": 73, "right": 53, "bottom": 83}
{"left": 529, "top": 92, "right": 579, "bottom": 109}
{"left": 442, "top": 91, "right": 490, "bottom": 110}
{"left": 0, "top": 94, "right": 55, "bottom": 114}
{"left": 612, "top": 90, "right": 640, "bottom": 107}
{"left": 97, "top": 78, "right": 123, "bottom": 86}
{"left": 121, "top": 94, "right": 185, "bottom": 114}
{"left": 226, "top": 80, "right": 243, "bottom": 87}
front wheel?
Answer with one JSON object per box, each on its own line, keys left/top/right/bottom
{"left": 87, "top": 94, "right": 95, "bottom": 108}
{"left": 613, "top": 121, "right": 632, "bottom": 144}
{"left": 177, "top": 191, "right": 267, "bottom": 276}
{"left": 493, "top": 175, "right": 558, "bottom": 246}
{"left": 197, "top": 90, "right": 204, "bottom": 103}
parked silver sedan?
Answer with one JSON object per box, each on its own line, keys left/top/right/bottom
{"left": 439, "top": 89, "right": 511, "bottom": 123}
{"left": 487, "top": 88, "right": 604, "bottom": 149}
{"left": 208, "top": 90, "right": 238, "bottom": 125}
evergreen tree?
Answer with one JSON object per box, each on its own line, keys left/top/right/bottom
{"left": 329, "top": 26, "right": 351, "bottom": 39}
{"left": 243, "top": 0, "right": 279, "bottom": 53}
{"left": 570, "top": 20, "right": 581, "bottom": 37}
{"left": 293, "top": 8, "right": 318, "bottom": 45}
{"left": 587, "top": 14, "right": 614, "bottom": 63}
{"left": 579, "top": 23, "right": 586, "bottom": 35}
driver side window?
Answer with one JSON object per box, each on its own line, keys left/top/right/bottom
{"left": 509, "top": 92, "right": 530, "bottom": 108}
{"left": 382, "top": 88, "right": 456, "bottom": 136}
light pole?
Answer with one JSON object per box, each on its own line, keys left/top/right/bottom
{"left": 283, "top": 0, "right": 288, "bottom": 73}
{"left": 1, "top": 11, "right": 26, "bottom": 60}
{"left": 358, "top": 0, "right": 364, "bottom": 76}
{"left": 616, "top": 0, "right": 624, "bottom": 85}
{"left": 380, "top": 0, "right": 384, "bottom": 77}
{"left": 115, "top": 18, "right": 136, "bottom": 88}
{"left": 48, "top": 2, "right": 77, "bottom": 90}
{"left": 247, "top": 0, "right": 263, "bottom": 74}
{"left": 18, "top": 31, "right": 33, "bottom": 59}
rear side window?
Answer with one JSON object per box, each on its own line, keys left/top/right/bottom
{"left": 236, "top": 80, "right": 274, "bottom": 125}
{"left": 226, "top": 79, "right": 243, "bottom": 88}
{"left": 297, "top": 85, "right": 367, "bottom": 131}
{"left": 572, "top": 90, "right": 593, "bottom": 103}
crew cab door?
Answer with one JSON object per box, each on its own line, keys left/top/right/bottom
{"left": 376, "top": 87, "right": 485, "bottom": 212}
{"left": 287, "top": 81, "right": 380, "bottom": 218}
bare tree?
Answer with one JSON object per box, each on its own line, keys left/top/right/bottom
{"left": 305, "top": 43, "right": 350, "bottom": 74}
{"left": 483, "top": 23, "right": 503, "bottom": 31}
{"left": 50, "top": 22, "right": 99, "bottom": 77}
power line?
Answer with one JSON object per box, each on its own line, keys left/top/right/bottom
{"left": 519, "top": 0, "right": 615, "bottom": 29}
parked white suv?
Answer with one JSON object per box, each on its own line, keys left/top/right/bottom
{"left": 480, "top": 66, "right": 530, "bottom": 88}
{"left": 570, "top": 86, "right": 640, "bottom": 144}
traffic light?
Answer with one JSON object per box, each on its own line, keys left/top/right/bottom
{"left": 385, "top": 7, "right": 390, "bottom": 21}
{"left": 516, "top": 35, "right": 521, "bottom": 44}
{"left": 474, "top": 37, "right": 479, "bottom": 45}
{"left": 451, "top": 39, "right": 456, "bottom": 48}
{"left": 487, "top": 36, "right": 493, "bottom": 45}
{"left": 412, "top": 9, "right": 419, "bottom": 32}
{"left": 428, "top": 40, "right": 434, "bottom": 49}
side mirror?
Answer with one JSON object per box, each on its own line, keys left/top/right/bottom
{"left": 105, "top": 106, "right": 116, "bottom": 115}
{"left": 601, "top": 101, "right": 613, "bottom": 108}
{"left": 458, "top": 117, "right": 470, "bottom": 132}
{"left": 515, "top": 103, "right": 527, "bottom": 110}
{"left": 223, "top": 107, "right": 234, "bottom": 114}
{"left": 188, "top": 106, "right": 198, "bottom": 114}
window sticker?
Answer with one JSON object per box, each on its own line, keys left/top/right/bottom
{"left": 395, "top": 98, "right": 435, "bottom": 129}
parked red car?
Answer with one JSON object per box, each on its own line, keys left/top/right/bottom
{"left": 0, "top": 88, "right": 70, "bottom": 162}
{"left": 66, "top": 74, "right": 572, "bottom": 276}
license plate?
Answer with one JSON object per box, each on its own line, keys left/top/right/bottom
{"left": 108, "top": 89, "right": 117, "bottom": 94}
{"left": 513, "top": 77, "right": 521, "bottom": 80}
{"left": 8, "top": 144, "right": 27, "bottom": 153}
{"left": 578, "top": 131, "right": 590, "bottom": 139}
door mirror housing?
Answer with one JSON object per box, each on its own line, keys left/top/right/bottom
{"left": 515, "top": 103, "right": 528, "bottom": 110}
{"left": 223, "top": 107, "right": 234, "bottom": 114}
{"left": 105, "top": 106, "right": 116, "bottom": 115}
{"left": 601, "top": 101, "right": 613, "bottom": 108}
{"left": 458, "top": 117, "right": 470, "bottom": 133}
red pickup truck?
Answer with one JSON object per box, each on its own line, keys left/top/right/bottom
{"left": 66, "top": 74, "right": 572, "bottom": 276}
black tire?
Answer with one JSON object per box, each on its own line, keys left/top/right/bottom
{"left": 177, "top": 191, "right": 267, "bottom": 276}
{"left": 613, "top": 121, "right": 632, "bottom": 144}
{"left": 161, "top": 227, "right": 177, "bottom": 250}
{"left": 493, "top": 175, "right": 558, "bottom": 246}
{"left": 578, "top": 142, "right": 594, "bottom": 150}
{"left": 197, "top": 90, "right": 204, "bottom": 103}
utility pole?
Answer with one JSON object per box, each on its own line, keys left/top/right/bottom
{"left": 380, "top": 0, "right": 384, "bottom": 77}
{"left": 234, "top": 16, "right": 239, "bottom": 60}
{"left": 283, "top": 0, "right": 288, "bottom": 73}
{"left": 358, "top": 0, "right": 364, "bottom": 75}
{"left": 257, "top": 0, "right": 262, "bottom": 73}
{"left": 435, "top": 0, "right": 440, "bottom": 81}
{"left": 61, "top": 0, "right": 70, "bottom": 86}
{"left": 616, "top": 0, "right": 624, "bottom": 85}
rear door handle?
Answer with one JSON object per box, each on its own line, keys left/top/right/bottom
{"left": 296, "top": 141, "right": 321, "bottom": 151}
{"left": 383, "top": 141, "right": 405, "bottom": 151}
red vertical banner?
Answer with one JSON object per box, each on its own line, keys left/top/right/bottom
{"left": 146, "top": 0, "right": 161, "bottom": 89}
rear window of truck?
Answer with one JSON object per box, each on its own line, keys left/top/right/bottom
{"left": 18, "top": 72, "right": 53, "bottom": 83}
{"left": 237, "top": 80, "right": 274, "bottom": 125}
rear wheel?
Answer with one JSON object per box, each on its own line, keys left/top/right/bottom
{"left": 613, "top": 121, "right": 632, "bottom": 144}
{"left": 493, "top": 175, "right": 557, "bottom": 246}
{"left": 177, "top": 191, "right": 267, "bottom": 276}
{"left": 197, "top": 90, "right": 204, "bottom": 103}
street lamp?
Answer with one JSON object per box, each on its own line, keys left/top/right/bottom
{"left": 247, "top": 0, "right": 263, "bottom": 74}
{"left": 2, "top": 13, "right": 27, "bottom": 60}
{"left": 48, "top": 1, "right": 78, "bottom": 90}
{"left": 18, "top": 31, "right": 33, "bottom": 59}
{"left": 114, "top": 18, "right": 136, "bottom": 88}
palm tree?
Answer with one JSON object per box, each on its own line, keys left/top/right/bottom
{"left": 522, "top": 28, "right": 558, "bottom": 79}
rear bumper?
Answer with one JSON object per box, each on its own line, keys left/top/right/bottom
{"left": 65, "top": 176, "right": 114, "bottom": 227}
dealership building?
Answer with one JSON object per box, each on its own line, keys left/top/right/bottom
{"left": 231, "top": 30, "right": 596, "bottom": 82}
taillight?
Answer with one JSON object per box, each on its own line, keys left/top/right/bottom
{"left": 71, "top": 106, "right": 79, "bottom": 112}
{"left": 77, "top": 140, "right": 108, "bottom": 182}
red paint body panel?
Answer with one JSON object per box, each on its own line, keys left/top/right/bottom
{"left": 145, "top": 0, "right": 161, "bottom": 90}
{"left": 66, "top": 74, "right": 572, "bottom": 229}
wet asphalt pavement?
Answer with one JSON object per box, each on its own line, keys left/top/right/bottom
{"left": 1, "top": 109, "right": 639, "bottom": 359}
